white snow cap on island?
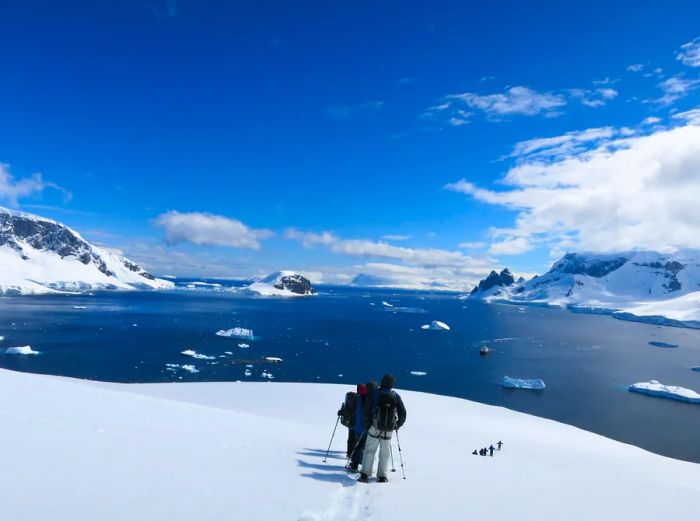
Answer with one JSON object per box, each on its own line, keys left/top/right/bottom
{"left": 421, "top": 320, "right": 450, "bottom": 330}
{"left": 0, "top": 206, "right": 173, "bottom": 295}
{"left": 245, "top": 270, "right": 317, "bottom": 297}
{"left": 1, "top": 368, "right": 699, "bottom": 521}
{"left": 629, "top": 380, "right": 700, "bottom": 404}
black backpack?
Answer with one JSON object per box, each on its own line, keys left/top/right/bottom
{"left": 339, "top": 391, "right": 357, "bottom": 428}
{"left": 373, "top": 390, "right": 398, "bottom": 432}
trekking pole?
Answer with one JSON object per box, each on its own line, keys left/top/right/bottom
{"left": 345, "top": 428, "right": 368, "bottom": 468}
{"left": 395, "top": 429, "right": 406, "bottom": 479}
{"left": 389, "top": 442, "right": 396, "bottom": 472}
{"left": 323, "top": 416, "right": 341, "bottom": 463}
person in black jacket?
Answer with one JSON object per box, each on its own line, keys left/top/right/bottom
{"left": 359, "top": 374, "right": 406, "bottom": 483}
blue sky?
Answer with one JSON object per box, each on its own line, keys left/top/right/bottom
{"left": 1, "top": 1, "right": 700, "bottom": 289}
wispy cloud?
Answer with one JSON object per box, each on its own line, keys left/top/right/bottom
{"left": 626, "top": 63, "right": 644, "bottom": 72}
{"left": 155, "top": 211, "right": 273, "bottom": 249}
{"left": 567, "top": 87, "right": 618, "bottom": 108}
{"left": 445, "top": 86, "right": 566, "bottom": 118}
{"left": 672, "top": 107, "right": 700, "bottom": 125}
{"left": 653, "top": 74, "right": 700, "bottom": 105}
{"left": 677, "top": 37, "right": 700, "bottom": 67}
{"left": 381, "top": 234, "right": 412, "bottom": 241}
{"left": 325, "top": 101, "right": 384, "bottom": 120}
{"left": 0, "top": 163, "right": 70, "bottom": 207}
{"left": 446, "top": 122, "right": 700, "bottom": 255}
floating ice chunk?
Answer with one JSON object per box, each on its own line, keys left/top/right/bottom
{"left": 629, "top": 380, "right": 700, "bottom": 404}
{"left": 216, "top": 327, "right": 254, "bottom": 339}
{"left": 0, "top": 336, "right": 4, "bottom": 342}
{"left": 502, "top": 376, "right": 546, "bottom": 390}
{"left": 3, "top": 345, "right": 40, "bottom": 355}
{"left": 72, "top": 306, "right": 87, "bottom": 310}
{"left": 244, "top": 369, "right": 252, "bottom": 377}
{"left": 421, "top": 320, "right": 450, "bottom": 331}
{"left": 369, "top": 302, "right": 376, "bottom": 306}
{"left": 165, "top": 363, "right": 199, "bottom": 374}
{"left": 265, "top": 357, "right": 283, "bottom": 363}
{"left": 648, "top": 341, "right": 679, "bottom": 348}
{"left": 410, "top": 371, "right": 427, "bottom": 376}
{"left": 260, "top": 370, "right": 274, "bottom": 379}
{"left": 382, "top": 301, "right": 394, "bottom": 308}
{"left": 181, "top": 349, "right": 215, "bottom": 360}
{"left": 224, "top": 351, "right": 233, "bottom": 355}
{"left": 238, "top": 343, "right": 250, "bottom": 348}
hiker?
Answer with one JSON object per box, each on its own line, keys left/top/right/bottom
{"left": 489, "top": 445, "right": 495, "bottom": 457}
{"left": 359, "top": 374, "right": 406, "bottom": 483}
{"left": 497, "top": 440, "right": 503, "bottom": 450}
{"left": 472, "top": 450, "right": 478, "bottom": 456}
{"left": 347, "top": 383, "right": 369, "bottom": 471}
{"left": 338, "top": 384, "right": 366, "bottom": 462}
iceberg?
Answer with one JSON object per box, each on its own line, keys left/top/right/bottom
{"left": 216, "top": 327, "right": 254, "bottom": 339}
{"left": 165, "top": 363, "right": 199, "bottom": 374}
{"left": 3, "top": 345, "right": 40, "bottom": 355}
{"left": 265, "top": 357, "right": 283, "bottom": 363}
{"left": 237, "top": 343, "right": 250, "bottom": 349}
{"left": 410, "top": 371, "right": 427, "bottom": 376}
{"left": 382, "top": 301, "right": 394, "bottom": 307}
{"left": 502, "top": 377, "right": 546, "bottom": 390}
{"left": 648, "top": 341, "right": 679, "bottom": 348}
{"left": 0, "top": 336, "right": 4, "bottom": 341}
{"left": 629, "top": 380, "right": 700, "bottom": 404}
{"left": 421, "top": 320, "right": 450, "bottom": 331}
{"left": 180, "top": 349, "right": 216, "bottom": 360}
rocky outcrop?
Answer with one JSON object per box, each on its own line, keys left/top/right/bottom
{"left": 471, "top": 268, "right": 515, "bottom": 295}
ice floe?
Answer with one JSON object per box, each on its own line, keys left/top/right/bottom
{"left": 421, "top": 320, "right": 450, "bottom": 331}
{"left": 260, "top": 370, "right": 274, "bottom": 379}
{"left": 265, "top": 357, "right": 283, "bottom": 363}
{"left": 165, "top": 363, "right": 199, "bottom": 374}
{"left": 410, "top": 371, "right": 427, "bottom": 376}
{"left": 216, "top": 327, "right": 254, "bottom": 339}
{"left": 180, "top": 349, "right": 216, "bottom": 360}
{"left": 648, "top": 341, "right": 679, "bottom": 348}
{"left": 382, "top": 301, "right": 394, "bottom": 307}
{"left": 629, "top": 380, "right": 700, "bottom": 404}
{"left": 237, "top": 343, "right": 250, "bottom": 348}
{"left": 72, "top": 306, "right": 87, "bottom": 310}
{"left": 3, "top": 345, "right": 40, "bottom": 355}
{"left": 502, "top": 377, "right": 546, "bottom": 390}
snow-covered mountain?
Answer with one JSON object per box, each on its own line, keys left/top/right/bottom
{"left": 0, "top": 207, "right": 173, "bottom": 295}
{"left": 469, "top": 251, "right": 700, "bottom": 328}
{"left": 245, "top": 270, "right": 317, "bottom": 296}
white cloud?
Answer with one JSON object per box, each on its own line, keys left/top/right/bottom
{"left": 627, "top": 64, "right": 644, "bottom": 72}
{"left": 506, "top": 126, "right": 617, "bottom": 161}
{"left": 457, "top": 241, "right": 487, "bottom": 250}
{"left": 643, "top": 116, "right": 662, "bottom": 125}
{"left": 568, "top": 87, "right": 618, "bottom": 108}
{"left": 284, "top": 228, "right": 337, "bottom": 248}
{"left": 446, "top": 123, "right": 700, "bottom": 255}
{"left": 654, "top": 75, "right": 700, "bottom": 105}
{"left": 349, "top": 262, "right": 484, "bottom": 291}
{"left": 0, "top": 163, "right": 69, "bottom": 206}
{"left": 381, "top": 234, "right": 412, "bottom": 241}
{"left": 489, "top": 237, "right": 531, "bottom": 255}
{"left": 677, "top": 37, "right": 700, "bottom": 67}
{"left": 155, "top": 211, "right": 273, "bottom": 249}
{"left": 446, "top": 86, "right": 566, "bottom": 117}
{"left": 672, "top": 107, "right": 700, "bottom": 125}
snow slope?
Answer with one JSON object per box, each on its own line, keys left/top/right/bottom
{"left": 0, "top": 368, "right": 698, "bottom": 521}
{"left": 470, "top": 251, "right": 700, "bottom": 328}
{"left": 0, "top": 207, "right": 173, "bottom": 294}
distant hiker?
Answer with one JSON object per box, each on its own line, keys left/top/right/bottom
{"left": 359, "top": 374, "right": 406, "bottom": 483}
{"left": 497, "top": 441, "right": 503, "bottom": 451}
{"left": 472, "top": 450, "right": 478, "bottom": 456}
{"left": 489, "top": 445, "right": 495, "bottom": 457}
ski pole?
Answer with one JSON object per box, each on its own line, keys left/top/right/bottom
{"left": 323, "top": 416, "right": 341, "bottom": 463}
{"left": 395, "top": 429, "right": 406, "bottom": 479}
{"left": 345, "top": 428, "right": 368, "bottom": 468}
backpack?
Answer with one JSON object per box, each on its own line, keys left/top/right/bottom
{"left": 373, "top": 390, "right": 398, "bottom": 432}
{"left": 339, "top": 391, "right": 357, "bottom": 428}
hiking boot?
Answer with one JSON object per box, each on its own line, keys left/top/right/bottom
{"left": 377, "top": 476, "right": 388, "bottom": 483}
{"left": 358, "top": 473, "right": 369, "bottom": 483}
{"left": 346, "top": 463, "right": 359, "bottom": 472}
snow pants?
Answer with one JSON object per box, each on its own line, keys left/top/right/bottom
{"left": 361, "top": 426, "right": 392, "bottom": 478}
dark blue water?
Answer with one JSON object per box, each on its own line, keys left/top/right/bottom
{"left": 1, "top": 285, "right": 699, "bottom": 463}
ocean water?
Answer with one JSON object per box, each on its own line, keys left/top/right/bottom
{"left": 1, "top": 284, "right": 700, "bottom": 463}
